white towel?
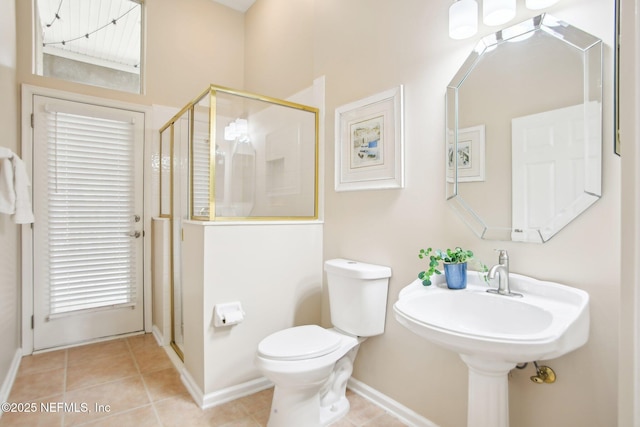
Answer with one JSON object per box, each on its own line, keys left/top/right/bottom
{"left": 0, "top": 148, "right": 35, "bottom": 224}
{"left": 0, "top": 147, "right": 12, "bottom": 158}
{"left": 13, "top": 156, "right": 34, "bottom": 224}
{"left": 0, "top": 157, "right": 15, "bottom": 214}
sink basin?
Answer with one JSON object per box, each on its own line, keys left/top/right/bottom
{"left": 393, "top": 271, "right": 589, "bottom": 427}
{"left": 394, "top": 272, "right": 589, "bottom": 363}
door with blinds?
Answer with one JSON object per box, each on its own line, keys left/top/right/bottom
{"left": 31, "top": 95, "right": 144, "bottom": 350}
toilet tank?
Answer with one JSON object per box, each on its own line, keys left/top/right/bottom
{"left": 324, "top": 259, "right": 392, "bottom": 337}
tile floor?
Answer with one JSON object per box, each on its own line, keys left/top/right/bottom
{"left": 0, "top": 334, "right": 409, "bottom": 426}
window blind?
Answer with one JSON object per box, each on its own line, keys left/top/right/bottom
{"left": 192, "top": 130, "right": 210, "bottom": 217}
{"left": 44, "top": 109, "right": 137, "bottom": 316}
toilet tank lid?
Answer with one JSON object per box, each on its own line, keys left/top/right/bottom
{"left": 324, "top": 258, "right": 392, "bottom": 279}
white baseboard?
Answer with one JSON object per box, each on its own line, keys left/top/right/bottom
{"left": 181, "top": 368, "right": 272, "bottom": 410}
{"left": 161, "top": 345, "right": 184, "bottom": 372}
{"left": 180, "top": 368, "right": 205, "bottom": 407}
{"left": 201, "top": 377, "right": 273, "bottom": 409}
{"left": 177, "top": 369, "right": 437, "bottom": 427}
{"left": 347, "top": 377, "right": 439, "bottom": 427}
{"left": 0, "top": 349, "right": 22, "bottom": 415}
{"left": 152, "top": 325, "right": 169, "bottom": 347}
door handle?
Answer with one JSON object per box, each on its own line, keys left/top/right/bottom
{"left": 129, "top": 231, "right": 141, "bottom": 238}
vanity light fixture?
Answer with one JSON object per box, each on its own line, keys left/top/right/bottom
{"left": 525, "top": 0, "right": 559, "bottom": 10}
{"left": 448, "top": 0, "right": 560, "bottom": 40}
{"left": 483, "top": 0, "right": 516, "bottom": 26}
{"left": 449, "top": 0, "right": 478, "bottom": 40}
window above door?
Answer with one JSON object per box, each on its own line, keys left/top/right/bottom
{"left": 34, "top": 0, "right": 144, "bottom": 94}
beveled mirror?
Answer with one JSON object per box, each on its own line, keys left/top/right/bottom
{"left": 446, "top": 14, "right": 603, "bottom": 243}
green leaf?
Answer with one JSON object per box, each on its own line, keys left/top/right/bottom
{"left": 418, "top": 246, "right": 485, "bottom": 285}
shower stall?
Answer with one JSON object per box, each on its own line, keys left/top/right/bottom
{"left": 157, "top": 85, "right": 320, "bottom": 361}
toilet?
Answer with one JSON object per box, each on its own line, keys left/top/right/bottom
{"left": 255, "top": 258, "right": 392, "bottom": 427}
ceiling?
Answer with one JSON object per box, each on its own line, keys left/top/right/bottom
{"left": 212, "top": 0, "right": 256, "bottom": 12}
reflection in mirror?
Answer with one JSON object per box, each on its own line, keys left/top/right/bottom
{"left": 192, "top": 102, "right": 211, "bottom": 218}
{"left": 446, "top": 14, "right": 603, "bottom": 243}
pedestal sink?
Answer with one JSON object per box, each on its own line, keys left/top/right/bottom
{"left": 393, "top": 272, "right": 589, "bottom": 427}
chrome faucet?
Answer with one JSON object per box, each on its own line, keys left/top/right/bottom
{"left": 487, "top": 250, "right": 522, "bottom": 297}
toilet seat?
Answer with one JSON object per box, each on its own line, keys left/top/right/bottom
{"left": 258, "top": 325, "right": 342, "bottom": 361}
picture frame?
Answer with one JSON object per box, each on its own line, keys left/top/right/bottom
{"left": 447, "top": 124, "right": 485, "bottom": 183}
{"left": 334, "top": 86, "right": 404, "bottom": 191}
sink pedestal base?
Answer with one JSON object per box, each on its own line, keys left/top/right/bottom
{"left": 460, "top": 355, "right": 516, "bottom": 427}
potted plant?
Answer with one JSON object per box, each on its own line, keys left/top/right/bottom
{"left": 418, "top": 247, "right": 487, "bottom": 289}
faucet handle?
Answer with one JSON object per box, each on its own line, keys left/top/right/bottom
{"left": 494, "top": 249, "right": 508, "bottom": 263}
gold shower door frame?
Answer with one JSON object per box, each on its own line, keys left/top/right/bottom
{"left": 158, "top": 84, "right": 320, "bottom": 360}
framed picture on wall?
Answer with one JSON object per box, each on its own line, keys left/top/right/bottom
{"left": 446, "top": 124, "right": 485, "bottom": 183}
{"left": 334, "top": 86, "right": 404, "bottom": 191}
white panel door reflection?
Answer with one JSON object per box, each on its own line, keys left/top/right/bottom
{"left": 511, "top": 103, "right": 601, "bottom": 242}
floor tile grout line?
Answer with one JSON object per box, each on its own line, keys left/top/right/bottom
{"left": 125, "top": 337, "right": 142, "bottom": 375}
{"left": 61, "top": 341, "right": 141, "bottom": 424}
{"left": 64, "top": 373, "right": 142, "bottom": 395}
{"left": 140, "top": 372, "right": 164, "bottom": 426}
{"left": 115, "top": 338, "right": 153, "bottom": 421}
{"left": 64, "top": 339, "right": 156, "bottom": 427}
{"left": 126, "top": 336, "right": 165, "bottom": 427}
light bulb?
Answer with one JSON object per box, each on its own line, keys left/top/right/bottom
{"left": 224, "top": 122, "right": 237, "bottom": 141}
{"left": 483, "top": 0, "right": 516, "bottom": 26}
{"left": 449, "top": 0, "right": 478, "bottom": 40}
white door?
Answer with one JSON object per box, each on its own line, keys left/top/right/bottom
{"left": 31, "top": 95, "right": 145, "bottom": 350}
{"left": 511, "top": 103, "right": 597, "bottom": 242}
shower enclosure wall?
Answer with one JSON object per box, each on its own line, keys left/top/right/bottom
{"left": 158, "top": 85, "right": 319, "bottom": 361}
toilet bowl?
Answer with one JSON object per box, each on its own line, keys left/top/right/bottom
{"left": 255, "top": 259, "right": 391, "bottom": 427}
{"left": 256, "top": 325, "right": 364, "bottom": 426}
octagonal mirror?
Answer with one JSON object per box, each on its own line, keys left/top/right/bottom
{"left": 446, "top": 14, "right": 603, "bottom": 243}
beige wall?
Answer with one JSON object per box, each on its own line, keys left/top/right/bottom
{"left": 245, "top": 0, "right": 618, "bottom": 426}
{"left": 244, "top": 0, "right": 314, "bottom": 98}
{"left": 0, "top": 0, "right": 20, "bottom": 394}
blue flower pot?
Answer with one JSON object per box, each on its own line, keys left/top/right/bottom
{"left": 444, "top": 262, "right": 467, "bottom": 289}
